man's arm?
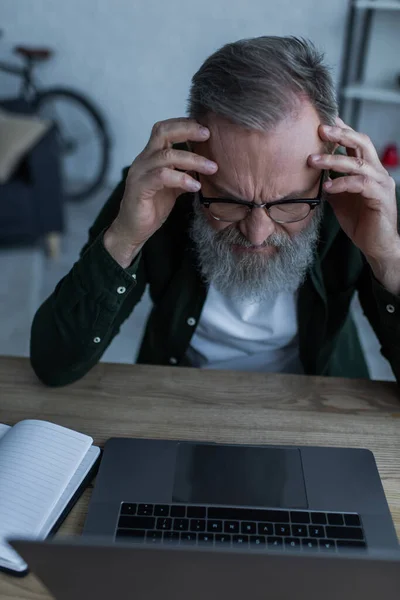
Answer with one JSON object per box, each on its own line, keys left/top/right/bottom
{"left": 357, "top": 178, "right": 400, "bottom": 383}
{"left": 310, "top": 118, "right": 400, "bottom": 383}
{"left": 356, "top": 260, "right": 400, "bottom": 384}
{"left": 30, "top": 119, "right": 217, "bottom": 387}
{"left": 30, "top": 172, "right": 147, "bottom": 387}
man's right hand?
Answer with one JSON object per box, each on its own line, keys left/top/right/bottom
{"left": 103, "top": 118, "right": 218, "bottom": 268}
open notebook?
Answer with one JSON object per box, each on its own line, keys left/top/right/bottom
{"left": 0, "top": 419, "right": 100, "bottom": 575}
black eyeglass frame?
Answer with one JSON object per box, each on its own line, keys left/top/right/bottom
{"left": 196, "top": 170, "right": 326, "bottom": 224}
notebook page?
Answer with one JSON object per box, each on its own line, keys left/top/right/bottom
{"left": 1, "top": 446, "right": 100, "bottom": 572}
{"left": 39, "top": 445, "right": 100, "bottom": 537}
{"left": 0, "top": 423, "right": 11, "bottom": 439}
{"left": 0, "top": 542, "right": 24, "bottom": 571}
{"left": 0, "top": 424, "right": 19, "bottom": 570}
{"left": 0, "top": 420, "right": 92, "bottom": 569}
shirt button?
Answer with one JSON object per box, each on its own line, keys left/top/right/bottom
{"left": 386, "top": 304, "right": 395, "bottom": 314}
{"left": 187, "top": 317, "right": 196, "bottom": 326}
{"left": 132, "top": 274, "right": 137, "bottom": 280}
{"left": 169, "top": 357, "right": 178, "bottom": 365}
{"left": 117, "top": 286, "right": 126, "bottom": 294}
{"left": 93, "top": 337, "right": 101, "bottom": 344}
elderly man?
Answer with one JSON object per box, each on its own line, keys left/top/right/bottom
{"left": 31, "top": 36, "right": 400, "bottom": 386}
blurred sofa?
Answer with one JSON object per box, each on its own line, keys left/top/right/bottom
{"left": 0, "top": 98, "right": 64, "bottom": 246}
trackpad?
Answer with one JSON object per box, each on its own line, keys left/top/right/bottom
{"left": 173, "top": 443, "right": 307, "bottom": 508}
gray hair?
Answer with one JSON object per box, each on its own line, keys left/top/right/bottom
{"left": 187, "top": 36, "right": 338, "bottom": 132}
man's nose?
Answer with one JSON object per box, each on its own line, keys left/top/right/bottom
{"left": 238, "top": 206, "right": 276, "bottom": 246}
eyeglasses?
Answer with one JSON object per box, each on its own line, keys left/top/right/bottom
{"left": 197, "top": 171, "right": 325, "bottom": 224}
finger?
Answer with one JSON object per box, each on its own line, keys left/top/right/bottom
{"left": 318, "top": 124, "right": 382, "bottom": 167}
{"left": 308, "top": 153, "right": 387, "bottom": 184}
{"left": 335, "top": 116, "right": 351, "bottom": 129}
{"left": 145, "top": 148, "right": 218, "bottom": 176}
{"left": 146, "top": 118, "right": 210, "bottom": 152}
{"left": 141, "top": 166, "right": 202, "bottom": 194}
{"left": 324, "top": 174, "right": 384, "bottom": 199}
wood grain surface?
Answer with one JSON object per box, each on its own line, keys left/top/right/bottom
{"left": 1, "top": 356, "right": 399, "bottom": 599}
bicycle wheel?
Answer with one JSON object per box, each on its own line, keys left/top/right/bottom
{"left": 35, "top": 87, "right": 111, "bottom": 201}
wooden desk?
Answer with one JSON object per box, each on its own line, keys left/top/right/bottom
{"left": 1, "top": 356, "right": 400, "bottom": 599}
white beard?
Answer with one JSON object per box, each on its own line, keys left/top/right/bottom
{"left": 190, "top": 196, "right": 323, "bottom": 302}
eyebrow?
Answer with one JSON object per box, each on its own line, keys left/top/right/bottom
{"left": 209, "top": 178, "right": 318, "bottom": 202}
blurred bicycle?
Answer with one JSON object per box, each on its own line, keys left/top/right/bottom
{"left": 0, "top": 32, "right": 111, "bottom": 201}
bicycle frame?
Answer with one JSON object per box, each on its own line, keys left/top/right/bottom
{"left": 0, "top": 59, "right": 39, "bottom": 102}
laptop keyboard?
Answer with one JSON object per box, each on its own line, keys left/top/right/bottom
{"left": 115, "top": 503, "right": 366, "bottom": 552}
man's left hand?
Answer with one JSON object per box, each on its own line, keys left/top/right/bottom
{"left": 309, "top": 117, "right": 400, "bottom": 295}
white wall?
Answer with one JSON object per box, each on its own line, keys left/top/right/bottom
{"left": 357, "top": 10, "right": 400, "bottom": 163}
{"left": 1, "top": 0, "right": 350, "bottom": 183}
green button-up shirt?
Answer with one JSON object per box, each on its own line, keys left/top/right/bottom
{"left": 30, "top": 163, "right": 400, "bottom": 387}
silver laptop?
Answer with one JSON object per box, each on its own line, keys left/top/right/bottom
{"left": 81, "top": 438, "right": 399, "bottom": 553}
{"left": 9, "top": 538, "right": 400, "bottom": 600}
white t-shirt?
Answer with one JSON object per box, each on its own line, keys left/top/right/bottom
{"left": 186, "top": 284, "right": 303, "bottom": 373}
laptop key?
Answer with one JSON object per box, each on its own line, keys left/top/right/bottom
{"left": 163, "top": 532, "right": 180, "bottom": 545}
{"left": 156, "top": 518, "right": 172, "bottom": 531}
{"left": 285, "top": 538, "right": 300, "bottom": 550}
{"left": 174, "top": 518, "right": 189, "bottom": 531}
{"left": 208, "top": 507, "right": 289, "bottom": 523}
{"left": 120, "top": 503, "right": 137, "bottom": 516}
{"left": 146, "top": 531, "right": 163, "bottom": 544}
{"left": 208, "top": 520, "right": 223, "bottom": 533}
{"left": 170, "top": 506, "right": 186, "bottom": 518}
{"left": 207, "top": 507, "right": 248, "bottom": 520}
{"left": 233, "top": 535, "right": 249, "bottom": 546}
{"left": 319, "top": 539, "right": 336, "bottom": 552}
{"left": 118, "top": 516, "right": 155, "bottom": 529}
{"left": 327, "top": 513, "right": 344, "bottom": 526}
{"left": 258, "top": 523, "right": 273, "bottom": 535}
{"left": 191, "top": 519, "right": 206, "bottom": 532}
{"left": 267, "top": 537, "right": 284, "bottom": 549}
{"left": 180, "top": 533, "right": 197, "bottom": 545}
{"left": 311, "top": 513, "right": 327, "bottom": 525}
{"left": 116, "top": 529, "right": 145, "bottom": 540}
{"left": 275, "top": 524, "right": 291, "bottom": 536}
{"left": 199, "top": 534, "right": 214, "bottom": 544}
{"left": 290, "top": 511, "right": 310, "bottom": 524}
{"left": 265, "top": 510, "right": 290, "bottom": 523}
{"left": 154, "top": 505, "right": 169, "bottom": 517}
{"left": 225, "top": 521, "right": 239, "bottom": 534}
{"left": 302, "top": 538, "right": 318, "bottom": 551}
{"left": 308, "top": 526, "right": 325, "bottom": 538}
{"left": 344, "top": 514, "right": 361, "bottom": 527}
{"left": 292, "top": 525, "right": 307, "bottom": 537}
{"left": 241, "top": 522, "right": 256, "bottom": 534}
{"left": 137, "top": 504, "right": 154, "bottom": 516}
{"left": 187, "top": 506, "right": 206, "bottom": 519}
{"left": 326, "top": 526, "right": 363, "bottom": 540}
{"left": 250, "top": 536, "right": 266, "bottom": 548}
{"left": 337, "top": 540, "right": 367, "bottom": 551}
{"left": 215, "top": 534, "right": 231, "bottom": 545}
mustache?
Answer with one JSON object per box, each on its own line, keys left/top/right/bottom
{"left": 213, "top": 223, "right": 291, "bottom": 249}
{"left": 190, "top": 197, "right": 323, "bottom": 302}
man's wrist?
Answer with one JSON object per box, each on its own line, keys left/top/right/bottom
{"left": 103, "top": 224, "right": 144, "bottom": 269}
{"left": 367, "top": 243, "right": 400, "bottom": 295}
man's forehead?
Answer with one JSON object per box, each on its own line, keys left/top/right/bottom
{"left": 197, "top": 108, "right": 323, "bottom": 199}
{"left": 203, "top": 106, "right": 324, "bottom": 168}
